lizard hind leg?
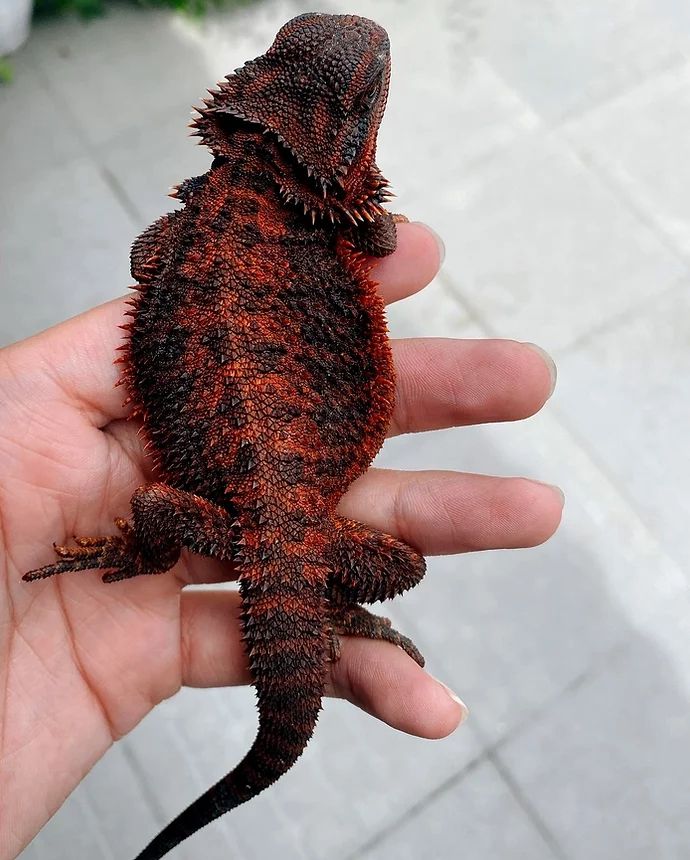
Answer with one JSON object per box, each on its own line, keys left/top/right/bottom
{"left": 326, "top": 518, "right": 426, "bottom": 666}
{"left": 329, "top": 604, "right": 425, "bottom": 667}
{"left": 24, "top": 483, "right": 238, "bottom": 583}
{"left": 328, "top": 516, "right": 426, "bottom": 605}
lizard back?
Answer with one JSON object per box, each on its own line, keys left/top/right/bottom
{"left": 127, "top": 130, "right": 395, "bottom": 517}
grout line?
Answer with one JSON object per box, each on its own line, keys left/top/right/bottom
{"left": 437, "top": 269, "right": 496, "bottom": 336}
{"left": 488, "top": 749, "right": 569, "bottom": 860}
{"left": 397, "top": 587, "right": 633, "bottom": 758}
{"left": 76, "top": 790, "right": 119, "bottom": 860}
{"left": 547, "top": 395, "right": 690, "bottom": 577}
{"left": 552, "top": 51, "right": 690, "bottom": 128}
{"left": 344, "top": 638, "right": 632, "bottom": 860}
{"left": 483, "top": 639, "right": 637, "bottom": 860}
{"left": 29, "top": 49, "right": 145, "bottom": 229}
{"left": 431, "top": 119, "right": 690, "bottom": 567}
{"left": 553, "top": 134, "right": 690, "bottom": 275}
{"left": 120, "top": 739, "right": 170, "bottom": 827}
{"left": 484, "top": 48, "right": 689, "bottom": 132}
{"left": 553, "top": 275, "right": 690, "bottom": 358}
{"left": 438, "top": 126, "right": 690, "bottom": 356}
{"left": 343, "top": 753, "right": 488, "bottom": 860}
{"left": 89, "top": 101, "right": 200, "bottom": 156}
{"left": 100, "top": 165, "right": 142, "bottom": 225}
{"left": 485, "top": 640, "right": 631, "bottom": 757}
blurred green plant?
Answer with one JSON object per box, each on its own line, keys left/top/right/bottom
{"left": 0, "top": 57, "right": 14, "bottom": 83}
{"left": 33, "top": 0, "right": 254, "bottom": 19}
{"left": 34, "top": 0, "right": 104, "bottom": 18}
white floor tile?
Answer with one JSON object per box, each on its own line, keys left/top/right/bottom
{"left": 100, "top": 111, "right": 210, "bottom": 229}
{"left": 555, "top": 282, "right": 690, "bottom": 571}
{"left": 0, "top": 156, "right": 134, "bottom": 345}
{"left": 357, "top": 757, "right": 557, "bottom": 860}
{"left": 114, "top": 682, "right": 481, "bottom": 860}
{"left": 0, "top": 49, "right": 82, "bottom": 190}
{"left": 20, "top": 742, "right": 162, "bottom": 860}
{"left": 417, "top": 131, "right": 687, "bottom": 351}
{"left": 563, "top": 59, "right": 690, "bottom": 258}
{"left": 479, "top": 0, "right": 690, "bottom": 121}
{"left": 501, "top": 614, "right": 690, "bottom": 859}
{"left": 28, "top": 8, "right": 210, "bottom": 149}
{"left": 385, "top": 275, "right": 470, "bottom": 340}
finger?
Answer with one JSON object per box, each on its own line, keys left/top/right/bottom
{"left": 328, "top": 635, "right": 466, "bottom": 739}
{"left": 109, "top": 412, "right": 563, "bottom": 559}
{"left": 180, "top": 590, "right": 465, "bottom": 739}
{"left": 339, "top": 468, "right": 564, "bottom": 555}
{"left": 18, "top": 222, "right": 442, "bottom": 425}
{"left": 111, "top": 333, "right": 551, "bottom": 471}
{"left": 1, "top": 297, "right": 128, "bottom": 427}
{"left": 180, "top": 590, "right": 251, "bottom": 688}
{"left": 372, "top": 221, "right": 444, "bottom": 303}
{"left": 389, "top": 338, "right": 556, "bottom": 436}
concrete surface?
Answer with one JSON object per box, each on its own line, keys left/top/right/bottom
{"left": 2, "top": 0, "right": 690, "bottom": 857}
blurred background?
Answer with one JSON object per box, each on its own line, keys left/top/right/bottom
{"left": 2, "top": 0, "right": 690, "bottom": 857}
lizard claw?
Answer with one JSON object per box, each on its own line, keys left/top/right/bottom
{"left": 114, "top": 517, "right": 131, "bottom": 535}
{"left": 327, "top": 631, "right": 342, "bottom": 663}
{"left": 73, "top": 535, "right": 111, "bottom": 548}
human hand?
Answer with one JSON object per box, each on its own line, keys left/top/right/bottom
{"left": 0, "top": 222, "right": 562, "bottom": 857}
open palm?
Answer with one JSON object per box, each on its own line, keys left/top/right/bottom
{"left": 0, "top": 223, "right": 562, "bottom": 858}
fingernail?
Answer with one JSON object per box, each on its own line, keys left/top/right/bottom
{"left": 415, "top": 222, "right": 446, "bottom": 267}
{"left": 551, "top": 485, "right": 565, "bottom": 507}
{"left": 522, "top": 342, "right": 557, "bottom": 398}
{"left": 432, "top": 675, "right": 469, "bottom": 722}
{"left": 534, "top": 480, "right": 565, "bottom": 507}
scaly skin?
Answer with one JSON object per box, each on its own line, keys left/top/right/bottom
{"left": 24, "top": 13, "right": 426, "bottom": 859}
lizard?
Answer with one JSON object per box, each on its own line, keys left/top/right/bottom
{"left": 24, "top": 12, "right": 427, "bottom": 860}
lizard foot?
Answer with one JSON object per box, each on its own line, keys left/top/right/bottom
{"left": 23, "top": 518, "right": 137, "bottom": 583}
{"left": 329, "top": 605, "right": 425, "bottom": 668}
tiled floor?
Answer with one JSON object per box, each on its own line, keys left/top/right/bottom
{"left": 2, "top": 0, "right": 690, "bottom": 857}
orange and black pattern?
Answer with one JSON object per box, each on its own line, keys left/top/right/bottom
{"left": 25, "top": 14, "right": 426, "bottom": 859}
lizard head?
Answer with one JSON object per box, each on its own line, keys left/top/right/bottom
{"left": 195, "top": 13, "right": 391, "bottom": 216}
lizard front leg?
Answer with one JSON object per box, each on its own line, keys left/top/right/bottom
{"left": 24, "top": 483, "right": 238, "bottom": 583}
{"left": 347, "top": 209, "right": 408, "bottom": 257}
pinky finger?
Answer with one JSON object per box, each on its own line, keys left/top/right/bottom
{"left": 328, "top": 634, "right": 468, "bottom": 739}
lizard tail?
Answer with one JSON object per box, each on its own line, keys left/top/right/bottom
{"left": 133, "top": 558, "right": 328, "bottom": 860}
